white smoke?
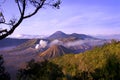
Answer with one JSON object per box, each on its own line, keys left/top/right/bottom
{"left": 35, "top": 40, "right": 48, "bottom": 49}
{"left": 39, "top": 40, "right": 48, "bottom": 48}
{"left": 35, "top": 44, "right": 39, "bottom": 49}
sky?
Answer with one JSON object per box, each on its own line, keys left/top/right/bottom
{"left": 1, "top": 0, "right": 120, "bottom": 37}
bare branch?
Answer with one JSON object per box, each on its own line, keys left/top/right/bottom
{"left": 29, "top": 0, "right": 41, "bottom": 7}
{"left": 44, "top": 0, "right": 61, "bottom": 9}
{"left": 0, "top": 29, "right": 7, "bottom": 34}
{"left": 52, "top": 0, "right": 61, "bottom": 9}
{"left": 21, "top": 0, "right": 26, "bottom": 16}
{"left": 16, "top": 0, "right": 22, "bottom": 14}
{"left": 0, "top": 16, "right": 23, "bottom": 40}
{"left": 23, "top": 0, "right": 45, "bottom": 19}
{"left": 0, "top": 0, "right": 61, "bottom": 40}
{"left": 0, "top": 12, "right": 5, "bottom": 23}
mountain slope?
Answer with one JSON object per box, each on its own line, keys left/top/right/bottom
{"left": 0, "top": 39, "right": 39, "bottom": 53}
{"left": 0, "top": 38, "right": 29, "bottom": 48}
{"left": 14, "top": 39, "right": 38, "bottom": 51}
{"left": 39, "top": 45, "right": 73, "bottom": 59}
{"left": 50, "top": 40, "right": 120, "bottom": 79}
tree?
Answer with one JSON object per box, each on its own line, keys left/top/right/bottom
{"left": 91, "top": 54, "right": 120, "bottom": 80}
{"left": 17, "top": 60, "right": 64, "bottom": 80}
{"left": 0, "top": 0, "right": 61, "bottom": 40}
{"left": 0, "top": 55, "right": 10, "bottom": 80}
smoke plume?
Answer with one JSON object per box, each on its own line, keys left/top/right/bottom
{"left": 39, "top": 40, "right": 48, "bottom": 48}
{"left": 35, "top": 40, "right": 48, "bottom": 49}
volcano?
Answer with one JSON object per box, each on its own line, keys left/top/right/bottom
{"left": 39, "top": 45, "right": 73, "bottom": 59}
{"left": 48, "top": 31, "right": 68, "bottom": 40}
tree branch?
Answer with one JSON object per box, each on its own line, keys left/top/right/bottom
{"left": 23, "top": 0, "right": 45, "bottom": 19}
{"left": 0, "top": 16, "right": 23, "bottom": 40}
{"left": 16, "top": 0, "right": 22, "bottom": 14}
{"left": 0, "top": 0, "right": 61, "bottom": 40}
{"left": 0, "top": 0, "right": 26, "bottom": 40}
{"left": 0, "top": 29, "right": 7, "bottom": 34}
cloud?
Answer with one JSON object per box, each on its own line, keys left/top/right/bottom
{"left": 49, "top": 39, "right": 63, "bottom": 46}
{"left": 64, "top": 39, "right": 107, "bottom": 47}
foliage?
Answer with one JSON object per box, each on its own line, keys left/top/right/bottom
{"left": 51, "top": 41, "right": 120, "bottom": 80}
{"left": 17, "top": 60, "right": 64, "bottom": 80}
{"left": 0, "top": 55, "right": 10, "bottom": 80}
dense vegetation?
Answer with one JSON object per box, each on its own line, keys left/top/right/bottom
{"left": 0, "top": 55, "right": 10, "bottom": 80}
{"left": 51, "top": 40, "right": 120, "bottom": 80}
{"left": 17, "top": 60, "right": 64, "bottom": 80}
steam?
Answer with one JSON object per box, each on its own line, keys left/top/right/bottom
{"left": 35, "top": 40, "right": 48, "bottom": 49}
{"left": 49, "top": 39, "right": 63, "bottom": 46}
{"left": 35, "top": 39, "right": 107, "bottom": 49}
{"left": 35, "top": 44, "right": 39, "bottom": 49}
{"left": 39, "top": 40, "right": 48, "bottom": 48}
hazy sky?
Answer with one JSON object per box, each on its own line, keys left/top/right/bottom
{"left": 1, "top": 0, "right": 120, "bottom": 37}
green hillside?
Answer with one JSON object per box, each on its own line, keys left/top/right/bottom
{"left": 51, "top": 40, "right": 120, "bottom": 80}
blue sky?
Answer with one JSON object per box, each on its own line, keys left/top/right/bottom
{"left": 1, "top": 0, "right": 120, "bottom": 37}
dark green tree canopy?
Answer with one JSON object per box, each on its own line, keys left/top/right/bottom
{"left": 17, "top": 60, "right": 64, "bottom": 80}
{"left": 0, "top": 55, "right": 10, "bottom": 80}
{"left": 0, "top": 0, "right": 61, "bottom": 40}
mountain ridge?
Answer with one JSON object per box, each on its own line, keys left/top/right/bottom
{"left": 47, "top": 31, "right": 98, "bottom": 42}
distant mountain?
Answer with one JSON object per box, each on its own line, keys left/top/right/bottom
{"left": 39, "top": 45, "right": 73, "bottom": 59}
{"left": 0, "top": 39, "right": 39, "bottom": 54}
{"left": 48, "top": 31, "right": 68, "bottom": 40}
{"left": 69, "top": 33, "right": 96, "bottom": 40}
{"left": 0, "top": 38, "right": 29, "bottom": 48}
{"left": 96, "top": 34, "right": 120, "bottom": 40}
{"left": 11, "top": 39, "right": 38, "bottom": 51}
{"left": 48, "top": 31, "right": 98, "bottom": 42}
